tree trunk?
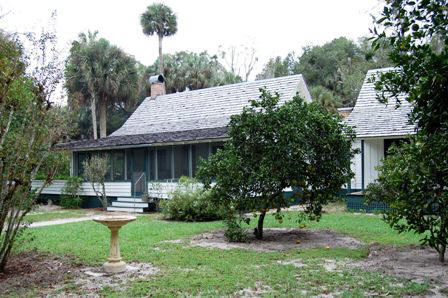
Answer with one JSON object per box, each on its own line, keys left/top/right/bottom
{"left": 254, "top": 210, "right": 267, "bottom": 240}
{"left": 158, "top": 35, "right": 163, "bottom": 75}
{"left": 90, "top": 95, "right": 98, "bottom": 140}
{"left": 439, "top": 247, "right": 445, "bottom": 263}
{"left": 99, "top": 99, "right": 107, "bottom": 139}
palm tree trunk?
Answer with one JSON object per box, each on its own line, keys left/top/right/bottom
{"left": 99, "top": 99, "right": 107, "bottom": 138}
{"left": 158, "top": 34, "right": 163, "bottom": 75}
{"left": 90, "top": 94, "right": 98, "bottom": 140}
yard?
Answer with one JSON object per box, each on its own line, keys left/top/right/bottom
{"left": 2, "top": 205, "right": 447, "bottom": 297}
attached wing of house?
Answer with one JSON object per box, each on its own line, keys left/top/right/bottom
{"left": 346, "top": 67, "right": 415, "bottom": 191}
{"left": 37, "top": 75, "right": 311, "bottom": 211}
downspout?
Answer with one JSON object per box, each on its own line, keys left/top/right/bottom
{"left": 361, "top": 140, "right": 365, "bottom": 191}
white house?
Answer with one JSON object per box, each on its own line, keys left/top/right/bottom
{"left": 34, "top": 75, "right": 311, "bottom": 212}
{"left": 346, "top": 67, "right": 415, "bottom": 192}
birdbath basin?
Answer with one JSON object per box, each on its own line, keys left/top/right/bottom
{"left": 93, "top": 215, "right": 136, "bottom": 273}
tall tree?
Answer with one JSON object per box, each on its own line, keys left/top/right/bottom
{"left": 65, "top": 32, "right": 139, "bottom": 139}
{"left": 140, "top": 3, "right": 177, "bottom": 75}
{"left": 141, "top": 51, "right": 241, "bottom": 96}
{"left": 256, "top": 37, "right": 392, "bottom": 107}
{"left": 0, "top": 30, "right": 68, "bottom": 272}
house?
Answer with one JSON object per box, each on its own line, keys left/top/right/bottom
{"left": 346, "top": 67, "right": 415, "bottom": 196}
{"left": 36, "top": 75, "right": 311, "bottom": 212}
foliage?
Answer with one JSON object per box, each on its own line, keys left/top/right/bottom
{"left": 372, "top": 0, "right": 448, "bottom": 135}
{"left": 140, "top": 3, "right": 177, "bottom": 74}
{"left": 82, "top": 155, "right": 109, "bottom": 210}
{"left": 197, "top": 88, "right": 356, "bottom": 239}
{"left": 256, "top": 37, "right": 392, "bottom": 107}
{"left": 65, "top": 31, "right": 139, "bottom": 139}
{"left": 366, "top": 132, "right": 448, "bottom": 262}
{"left": 369, "top": 0, "right": 448, "bottom": 262}
{"left": 223, "top": 217, "right": 248, "bottom": 242}
{"left": 60, "top": 177, "right": 83, "bottom": 209}
{"left": 142, "top": 51, "right": 242, "bottom": 96}
{"left": 159, "top": 177, "right": 222, "bottom": 222}
{"left": 0, "top": 29, "right": 68, "bottom": 271}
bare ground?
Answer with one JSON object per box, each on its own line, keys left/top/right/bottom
{"left": 0, "top": 251, "right": 78, "bottom": 295}
{"left": 350, "top": 244, "right": 448, "bottom": 294}
{"left": 188, "top": 228, "right": 363, "bottom": 251}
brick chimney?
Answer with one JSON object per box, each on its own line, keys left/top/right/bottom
{"left": 149, "top": 74, "right": 166, "bottom": 99}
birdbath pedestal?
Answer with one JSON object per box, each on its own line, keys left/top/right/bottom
{"left": 93, "top": 215, "right": 136, "bottom": 273}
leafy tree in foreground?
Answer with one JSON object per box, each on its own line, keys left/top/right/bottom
{"left": 197, "top": 89, "right": 356, "bottom": 240}
{"left": 368, "top": 0, "right": 448, "bottom": 262}
{"left": 0, "top": 31, "right": 68, "bottom": 271}
{"left": 82, "top": 155, "right": 109, "bottom": 210}
{"left": 141, "top": 3, "right": 177, "bottom": 74}
{"left": 366, "top": 132, "right": 448, "bottom": 262}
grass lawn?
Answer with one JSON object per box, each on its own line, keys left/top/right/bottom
{"left": 12, "top": 209, "right": 432, "bottom": 297}
{"left": 24, "top": 209, "right": 94, "bottom": 223}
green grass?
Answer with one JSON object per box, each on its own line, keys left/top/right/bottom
{"left": 16, "top": 211, "right": 429, "bottom": 297}
{"left": 24, "top": 209, "right": 91, "bottom": 223}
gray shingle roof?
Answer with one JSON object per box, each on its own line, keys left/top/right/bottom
{"left": 111, "top": 74, "right": 311, "bottom": 137}
{"left": 61, "top": 75, "right": 310, "bottom": 151}
{"left": 57, "top": 127, "right": 228, "bottom": 151}
{"left": 346, "top": 67, "right": 415, "bottom": 138}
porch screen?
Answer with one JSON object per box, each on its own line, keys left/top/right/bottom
{"left": 173, "top": 145, "right": 189, "bottom": 179}
{"left": 157, "top": 146, "right": 172, "bottom": 180}
{"left": 112, "top": 151, "right": 125, "bottom": 181}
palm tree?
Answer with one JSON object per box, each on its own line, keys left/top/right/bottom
{"left": 140, "top": 3, "right": 177, "bottom": 74}
{"left": 65, "top": 32, "right": 138, "bottom": 139}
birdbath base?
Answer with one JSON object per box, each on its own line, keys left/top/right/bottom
{"left": 93, "top": 215, "right": 136, "bottom": 274}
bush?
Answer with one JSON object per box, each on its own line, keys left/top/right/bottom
{"left": 224, "top": 217, "right": 248, "bottom": 242}
{"left": 159, "top": 177, "right": 222, "bottom": 221}
{"left": 60, "top": 177, "right": 83, "bottom": 209}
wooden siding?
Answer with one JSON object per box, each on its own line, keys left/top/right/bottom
{"left": 364, "top": 138, "right": 384, "bottom": 186}
{"left": 350, "top": 140, "right": 362, "bottom": 189}
{"left": 147, "top": 182, "right": 178, "bottom": 199}
{"left": 32, "top": 180, "right": 132, "bottom": 197}
{"left": 350, "top": 138, "right": 385, "bottom": 190}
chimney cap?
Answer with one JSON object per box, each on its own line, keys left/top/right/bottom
{"left": 149, "top": 74, "right": 165, "bottom": 84}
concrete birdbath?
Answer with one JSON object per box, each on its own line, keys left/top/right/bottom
{"left": 93, "top": 215, "right": 136, "bottom": 273}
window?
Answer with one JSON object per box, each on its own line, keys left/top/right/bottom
{"left": 149, "top": 148, "right": 156, "bottom": 181}
{"left": 76, "top": 152, "right": 89, "bottom": 178}
{"left": 210, "top": 142, "right": 224, "bottom": 155}
{"left": 173, "top": 145, "right": 190, "bottom": 179}
{"left": 192, "top": 143, "right": 209, "bottom": 176}
{"left": 157, "top": 146, "right": 172, "bottom": 180}
{"left": 111, "top": 151, "right": 125, "bottom": 180}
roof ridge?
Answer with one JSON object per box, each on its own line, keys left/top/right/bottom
{"left": 149, "top": 74, "right": 304, "bottom": 100}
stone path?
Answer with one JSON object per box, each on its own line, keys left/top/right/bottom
{"left": 29, "top": 216, "right": 97, "bottom": 228}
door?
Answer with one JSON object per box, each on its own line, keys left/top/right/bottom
{"left": 131, "top": 148, "right": 147, "bottom": 197}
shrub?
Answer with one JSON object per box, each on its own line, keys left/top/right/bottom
{"left": 60, "top": 177, "right": 83, "bottom": 209}
{"left": 224, "top": 217, "right": 248, "bottom": 242}
{"left": 159, "top": 177, "right": 222, "bottom": 221}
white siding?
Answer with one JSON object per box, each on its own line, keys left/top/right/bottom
{"left": 350, "top": 140, "right": 362, "bottom": 189}
{"left": 147, "top": 182, "right": 178, "bottom": 199}
{"left": 32, "top": 180, "right": 132, "bottom": 197}
{"left": 364, "top": 138, "right": 384, "bottom": 186}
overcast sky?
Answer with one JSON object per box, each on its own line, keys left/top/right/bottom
{"left": 1, "top": 0, "right": 383, "bottom": 100}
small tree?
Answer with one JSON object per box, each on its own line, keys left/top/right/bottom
{"left": 82, "top": 155, "right": 109, "bottom": 210}
{"left": 197, "top": 89, "right": 356, "bottom": 240}
{"left": 366, "top": 132, "right": 448, "bottom": 262}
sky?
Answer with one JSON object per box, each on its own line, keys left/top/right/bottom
{"left": 1, "top": 0, "right": 383, "bottom": 101}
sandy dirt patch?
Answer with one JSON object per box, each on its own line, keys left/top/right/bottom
{"left": 234, "top": 282, "right": 272, "bottom": 297}
{"left": 189, "top": 228, "right": 363, "bottom": 252}
{"left": 0, "top": 251, "right": 77, "bottom": 295}
{"left": 75, "top": 262, "right": 159, "bottom": 293}
{"left": 350, "top": 245, "right": 448, "bottom": 284}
